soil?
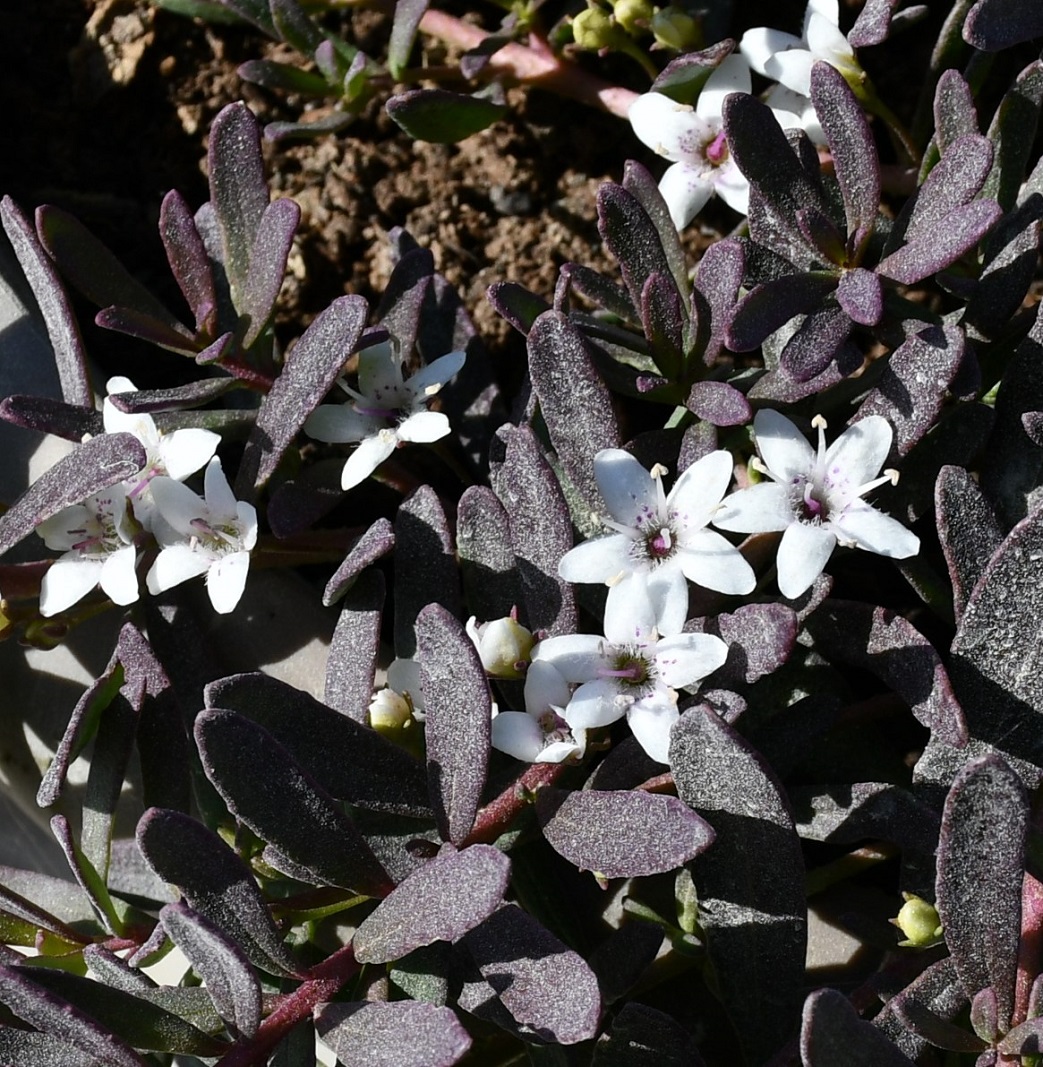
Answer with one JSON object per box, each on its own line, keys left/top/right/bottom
{"left": 1, "top": 0, "right": 748, "bottom": 382}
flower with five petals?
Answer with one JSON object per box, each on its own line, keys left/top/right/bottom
{"left": 491, "top": 660, "right": 587, "bottom": 764}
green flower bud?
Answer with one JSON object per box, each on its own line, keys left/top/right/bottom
{"left": 650, "top": 7, "right": 701, "bottom": 51}
{"left": 369, "top": 687, "right": 413, "bottom": 731}
{"left": 892, "top": 893, "right": 943, "bottom": 948}
{"left": 572, "top": 6, "right": 623, "bottom": 51}
{"left": 466, "top": 615, "right": 535, "bottom": 679}
{"left": 611, "top": 0, "right": 653, "bottom": 36}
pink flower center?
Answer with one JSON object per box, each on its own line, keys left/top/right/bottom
{"left": 706, "top": 129, "right": 729, "bottom": 166}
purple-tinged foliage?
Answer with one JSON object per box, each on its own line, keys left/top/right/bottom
{"left": 874, "top": 957, "right": 969, "bottom": 1061}
{"left": 353, "top": 844, "right": 509, "bottom": 963}
{"left": 456, "top": 486, "right": 521, "bottom": 623}
{"left": 593, "top": 1002, "right": 705, "bottom": 1065}
{"left": 324, "top": 569, "right": 384, "bottom": 722}
{"left": 892, "top": 996, "right": 989, "bottom": 1053}
{"left": 802, "top": 988, "right": 916, "bottom": 1066}
{"left": 0, "top": 393, "right": 103, "bottom": 441}
{"left": 322, "top": 517, "right": 394, "bottom": 607}
{"left": 159, "top": 189, "right": 218, "bottom": 335}
{"left": 315, "top": 1001, "right": 471, "bottom": 1067}
{"left": 964, "top": 0, "right": 1043, "bottom": 50}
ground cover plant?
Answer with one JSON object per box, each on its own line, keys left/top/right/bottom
{"left": 1, "top": 0, "right": 1043, "bottom": 1063}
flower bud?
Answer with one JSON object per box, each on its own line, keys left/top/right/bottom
{"left": 466, "top": 615, "right": 535, "bottom": 679}
{"left": 369, "top": 687, "right": 413, "bottom": 731}
{"left": 611, "top": 0, "right": 653, "bottom": 35}
{"left": 572, "top": 6, "right": 623, "bottom": 51}
{"left": 892, "top": 893, "right": 942, "bottom": 948}
{"left": 650, "top": 7, "right": 701, "bottom": 51}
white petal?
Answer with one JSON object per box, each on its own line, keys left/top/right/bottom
{"left": 675, "top": 530, "right": 756, "bottom": 595}
{"left": 396, "top": 410, "right": 450, "bottom": 444}
{"left": 653, "top": 632, "right": 729, "bottom": 689}
{"left": 103, "top": 400, "right": 157, "bottom": 444}
{"left": 387, "top": 657, "right": 423, "bottom": 707}
{"left": 149, "top": 477, "right": 207, "bottom": 537}
{"left": 668, "top": 449, "right": 734, "bottom": 532}
{"left": 806, "top": 11, "right": 856, "bottom": 68}
{"left": 593, "top": 449, "right": 659, "bottom": 529}
{"left": 207, "top": 551, "right": 250, "bottom": 614}
{"left": 304, "top": 404, "right": 381, "bottom": 444}
{"left": 36, "top": 504, "right": 90, "bottom": 551}
{"left": 106, "top": 375, "right": 136, "bottom": 395}
{"left": 626, "top": 687, "right": 679, "bottom": 764}
{"left": 357, "top": 341, "right": 402, "bottom": 401}
{"left": 739, "top": 27, "right": 803, "bottom": 75}
{"left": 754, "top": 409, "right": 816, "bottom": 485}
{"left": 237, "top": 501, "right": 259, "bottom": 551}
{"left": 643, "top": 565, "right": 690, "bottom": 638}
{"left": 558, "top": 534, "right": 632, "bottom": 584}
{"left": 831, "top": 504, "right": 920, "bottom": 559}
{"left": 99, "top": 545, "right": 139, "bottom": 606}
{"left": 523, "top": 659, "right": 572, "bottom": 715}
{"left": 713, "top": 162, "right": 751, "bottom": 216}
{"left": 532, "top": 634, "right": 610, "bottom": 683}
{"left": 146, "top": 543, "right": 212, "bottom": 595}
{"left": 159, "top": 429, "right": 220, "bottom": 481}
{"left": 659, "top": 163, "right": 715, "bottom": 230}
{"left": 408, "top": 350, "right": 466, "bottom": 395}
{"left": 766, "top": 48, "right": 815, "bottom": 96}
{"left": 537, "top": 734, "right": 586, "bottom": 763}
{"left": 491, "top": 712, "right": 545, "bottom": 762}
{"left": 714, "top": 483, "right": 794, "bottom": 533}
{"left": 565, "top": 678, "right": 631, "bottom": 729}
{"left": 628, "top": 93, "right": 709, "bottom": 162}
{"left": 822, "top": 416, "right": 892, "bottom": 500}
{"left": 696, "top": 54, "right": 751, "bottom": 123}
{"left": 603, "top": 576, "right": 659, "bottom": 647}
{"left": 204, "top": 458, "right": 238, "bottom": 522}
{"left": 808, "top": 0, "right": 840, "bottom": 26}
{"left": 341, "top": 431, "right": 398, "bottom": 490}
{"left": 40, "top": 557, "right": 105, "bottom": 617}
{"left": 776, "top": 521, "right": 836, "bottom": 599}
{"left": 766, "top": 85, "right": 825, "bottom": 143}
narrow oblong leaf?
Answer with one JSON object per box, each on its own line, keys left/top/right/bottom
{"left": 240, "top": 196, "right": 301, "bottom": 347}
{"left": 485, "top": 282, "right": 550, "bottom": 337}
{"left": 780, "top": 303, "right": 854, "bottom": 382}
{"left": 650, "top": 38, "right": 734, "bottom": 104}
{"left": 641, "top": 272, "right": 686, "bottom": 380}
{"left": 621, "top": 160, "right": 690, "bottom": 301}
{"left": 670, "top": 707, "right": 806, "bottom": 1066}
{"left": 203, "top": 673, "right": 431, "bottom": 816}
{"left": 726, "top": 273, "right": 837, "bottom": 353}
{"left": 694, "top": 237, "right": 744, "bottom": 365}
{"left": 0, "top": 197, "right": 91, "bottom": 407}
{"left": 94, "top": 305, "right": 195, "bottom": 353}
{"left": 456, "top": 486, "right": 521, "bottom": 624}
{"left": 593, "top": 1002, "right": 704, "bottom": 1066}
{"left": 136, "top": 807, "right": 303, "bottom": 978}
{"left": 0, "top": 1031, "right": 99, "bottom": 1066}
{"left": 388, "top": 0, "right": 429, "bottom": 79}
{"left": 160, "top": 901, "right": 261, "bottom": 1038}
{"left": 936, "top": 754, "right": 1027, "bottom": 1031}
{"left": 873, "top": 957, "right": 966, "bottom": 1060}
{"left": 985, "top": 59, "right": 1043, "bottom": 211}
{"left": 418, "top": 604, "right": 491, "bottom": 845}
{"left": 0, "top": 394, "right": 102, "bottom": 441}
{"left": 322, "top": 517, "right": 394, "bottom": 607}
{"left": 892, "top": 998, "right": 987, "bottom": 1053}
{"left": 535, "top": 789, "right": 714, "bottom": 878}
{"left": 108, "top": 377, "right": 236, "bottom": 414}
{"left": 685, "top": 380, "right": 751, "bottom": 426}
{"left": 159, "top": 189, "right": 216, "bottom": 333}
{"left": 375, "top": 247, "right": 433, "bottom": 361}
{"left": 386, "top": 89, "right": 506, "bottom": 143}
{"left": 964, "top": 0, "right": 1043, "bottom": 50}
{"left": 238, "top": 293, "right": 367, "bottom": 494}
{"left": 527, "top": 309, "right": 622, "bottom": 514}
{"left": 324, "top": 569, "right": 384, "bottom": 721}
{"left": 801, "top": 988, "right": 916, "bottom": 1066}
{"left": 315, "top": 1001, "right": 470, "bottom": 1067}
{"left": 353, "top": 844, "right": 510, "bottom": 964}
{"left": 196, "top": 709, "right": 392, "bottom": 894}
{"left": 836, "top": 267, "right": 882, "bottom": 326}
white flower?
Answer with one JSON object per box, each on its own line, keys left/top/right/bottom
{"left": 304, "top": 341, "right": 466, "bottom": 491}
{"left": 491, "top": 660, "right": 587, "bottom": 764}
{"left": 558, "top": 448, "right": 755, "bottom": 638}
{"left": 628, "top": 53, "right": 752, "bottom": 229}
{"left": 533, "top": 592, "right": 728, "bottom": 765}
{"left": 103, "top": 376, "right": 220, "bottom": 529}
{"left": 375, "top": 657, "right": 425, "bottom": 721}
{"left": 765, "top": 83, "right": 826, "bottom": 145}
{"left": 739, "top": 0, "right": 860, "bottom": 98}
{"left": 713, "top": 410, "right": 920, "bottom": 599}
{"left": 145, "top": 458, "right": 258, "bottom": 614}
{"left": 466, "top": 615, "right": 534, "bottom": 679}
{"left": 36, "top": 484, "right": 139, "bottom": 617}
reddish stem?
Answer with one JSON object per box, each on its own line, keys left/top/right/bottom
{"left": 216, "top": 943, "right": 360, "bottom": 1067}
{"left": 463, "top": 761, "right": 570, "bottom": 845}
{"left": 1014, "top": 872, "right": 1043, "bottom": 1026}
{"left": 418, "top": 10, "right": 638, "bottom": 119}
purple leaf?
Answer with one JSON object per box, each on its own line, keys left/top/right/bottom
{"left": 726, "top": 273, "right": 837, "bottom": 353}
{"left": 204, "top": 673, "right": 431, "bottom": 816}
{"left": 621, "top": 160, "right": 690, "bottom": 300}
{"left": 457, "top": 904, "right": 601, "bottom": 1043}
{"left": 879, "top": 201, "right": 1002, "bottom": 284}
{"left": 588, "top": 924, "right": 664, "bottom": 1007}
{"left": 495, "top": 425, "right": 577, "bottom": 636}
{"left": 670, "top": 707, "right": 806, "bottom": 1065}
{"left": 650, "top": 38, "right": 735, "bottom": 104}
{"left": 984, "top": 59, "right": 1043, "bottom": 211}
{"left": 108, "top": 377, "right": 236, "bottom": 414}
{"left": 323, "top": 519, "right": 394, "bottom": 607}
{"left": 394, "top": 485, "right": 460, "bottom": 657}
{"left": 780, "top": 303, "right": 854, "bottom": 382}
{"left": 196, "top": 709, "right": 392, "bottom": 894}
{"left": 159, "top": 189, "right": 217, "bottom": 334}
{"left": 892, "top": 998, "right": 987, "bottom": 1053}
{"left": 0, "top": 432, "right": 145, "bottom": 558}
{"left": 315, "top": 1001, "right": 471, "bottom": 1067}
{"left": 375, "top": 247, "right": 434, "bottom": 359}
{"left": 535, "top": 788, "right": 714, "bottom": 877}
{"left": 0, "top": 1031, "right": 100, "bottom": 1066}
{"left": 160, "top": 901, "right": 261, "bottom": 1037}
{"left": 240, "top": 196, "right": 300, "bottom": 347}
{"left": 593, "top": 1002, "right": 704, "bottom": 1065}
{"left": 965, "top": 0, "right": 1043, "bottom": 53}
{"left": 836, "top": 268, "right": 883, "bottom": 326}
{"left": 136, "top": 807, "right": 303, "bottom": 977}
{"left": 999, "top": 1015, "right": 1043, "bottom": 1055}
{"left": 323, "top": 568, "right": 383, "bottom": 722}
{"left": 801, "top": 988, "right": 917, "bottom": 1066}
{"left": 0, "top": 394, "right": 102, "bottom": 441}
{"left": 457, "top": 486, "right": 522, "bottom": 624}
{"left": 685, "top": 380, "right": 752, "bottom": 426}
{"left": 0, "top": 197, "right": 91, "bottom": 407}
{"left": 933, "top": 70, "right": 979, "bottom": 155}
{"left": 527, "top": 309, "right": 622, "bottom": 514}
{"left": 709, "top": 602, "right": 798, "bottom": 684}
{"left": 485, "top": 282, "right": 550, "bottom": 337}
{"left": 270, "top": 0, "right": 324, "bottom": 52}
{"left": 388, "top": 0, "right": 429, "bottom": 79}
{"left": 936, "top": 465, "right": 1004, "bottom": 622}
{"left": 0, "top": 868, "right": 93, "bottom": 944}
{"left": 848, "top": 0, "right": 905, "bottom": 47}
{"left": 810, "top": 63, "right": 879, "bottom": 243}
{"left": 873, "top": 957, "right": 966, "bottom": 1059}
{"left": 641, "top": 272, "right": 686, "bottom": 381}
{"left": 558, "top": 263, "right": 637, "bottom": 325}
{"left": 857, "top": 323, "right": 967, "bottom": 453}
{"left": 95, "top": 304, "right": 196, "bottom": 353}
{"left": 418, "top": 604, "right": 491, "bottom": 845}
{"left": 806, "top": 600, "right": 967, "bottom": 745}
{"left": 936, "top": 755, "right": 1026, "bottom": 1030}
{"left": 796, "top": 207, "right": 848, "bottom": 263}
{"left": 237, "top": 293, "right": 368, "bottom": 494}
{"left": 695, "top": 238, "right": 744, "bottom": 365}
{"left": 208, "top": 102, "right": 269, "bottom": 307}
{"left": 354, "top": 844, "right": 510, "bottom": 963}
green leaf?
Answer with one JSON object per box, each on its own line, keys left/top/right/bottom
{"left": 386, "top": 89, "right": 507, "bottom": 144}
